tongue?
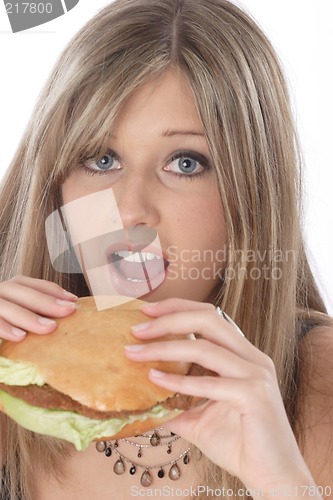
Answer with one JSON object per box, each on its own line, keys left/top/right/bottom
{"left": 117, "top": 259, "right": 164, "bottom": 280}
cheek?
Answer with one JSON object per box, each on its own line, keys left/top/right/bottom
{"left": 61, "top": 181, "right": 70, "bottom": 205}
{"left": 61, "top": 176, "right": 79, "bottom": 205}
{"left": 205, "top": 194, "right": 226, "bottom": 244}
{"left": 61, "top": 172, "right": 96, "bottom": 204}
{"left": 184, "top": 194, "right": 226, "bottom": 247}
{"left": 171, "top": 195, "right": 226, "bottom": 263}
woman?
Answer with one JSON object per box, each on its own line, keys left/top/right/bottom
{"left": 0, "top": 0, "right": 332, "bottom": 498}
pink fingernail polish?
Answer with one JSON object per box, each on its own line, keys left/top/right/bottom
{"left": 38, "top": 317, "right": 56, "bottom": 326}
{"left": 131, "top": 322, "right": 150, "bottom": 332}
{"left": 11, "top": 327, "right": 26, "bottom": 337}
{"left": 62, "top": 290, "right": 78, "bottom": 299}
{"left": 56, "top": 299, "right": 76, "bottom": 308}
{"left": 150, "top": 368, "right": 165, "bottom": 378}
{"left": 124, "top": 344, "right": 145, "bottom": 352}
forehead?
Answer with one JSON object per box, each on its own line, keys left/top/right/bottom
{"left": 110, "top": 69, "right": 204, "bottom": 136}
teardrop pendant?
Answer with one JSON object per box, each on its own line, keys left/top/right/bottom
{"left": 150, "top": 431, "right": 160, "bottom": 446}
{"left": 183, "top": 453, "right": 190, "bottom": 465}
{"left": 168, "top": 463, "right": 181, "bottom": 481}
{"left": 129, "top": 465, "right": 136, "bottom": 475}
{"left": 95, "top": 441, "right": 106, "bottom": 453}
{"left": 105, "top": 447, "right": 112, "bottom": 457}
{"left": 113, "top": 458, "right": 125, "bottom": 475}
{"left": 140, "top": 469, "right": 153, "bottom": 487}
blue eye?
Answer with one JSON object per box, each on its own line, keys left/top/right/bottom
{"left": 96, "top": 154, "right": 115, "bottom": 170}
{"left": 177, "top": 157, "right": 197, "bottom": 174}
{"left": 83, "top": 150, "right": 121, "bottom": 173}
{"left": 165, "top": 151, "right": 210, "bottom": 178}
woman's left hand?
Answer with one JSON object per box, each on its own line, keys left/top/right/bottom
{"left": 124, "top": 298, "right": 314, "bottom": 494}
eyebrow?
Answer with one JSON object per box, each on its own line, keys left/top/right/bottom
{"left": 108, "top": 129, "right": 205, "bottom": 139}
{"left": 162, "top": 129, "right": 205, "bottom": 137}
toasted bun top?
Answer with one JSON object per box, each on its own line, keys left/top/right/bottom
{"left": 0, "top": 297, "right": 189, "bottom": 412}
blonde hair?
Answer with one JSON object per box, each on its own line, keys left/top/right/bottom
{"left": 0, "top": 0, "right": 329, "bottom": 498}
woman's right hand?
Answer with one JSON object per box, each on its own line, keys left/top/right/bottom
{"left": 0, "top": 275, "right": 78, "bottom": 342}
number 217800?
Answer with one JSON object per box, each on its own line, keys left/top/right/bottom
{"left": 5, "top": 3, "right": 53, "bottom": 14}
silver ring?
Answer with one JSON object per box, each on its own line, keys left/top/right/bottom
{"left": 216, "top": 307, "right": 245, "bottom": 337}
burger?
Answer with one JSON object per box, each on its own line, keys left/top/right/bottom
{"left": 0, "top": 297, "right": 199, "bottom": 451}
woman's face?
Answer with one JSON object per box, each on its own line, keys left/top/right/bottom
{"left": 62, "top": 69, "right": 226, "bottom": 303}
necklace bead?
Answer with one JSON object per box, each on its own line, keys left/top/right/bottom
{"left": 140, "top": 470, "right": 153, "bottom": 487}
{"left": 96, "top": 441, "right": 106, "bottom": 453}
{"left": 150, "top": 432, "right": 161, "bottom": 446}
{"left": 113, "top": 458, "right": 125, "bottom": 475}
{"left": 169, "top": 463, "right": 181, "bottom": 481}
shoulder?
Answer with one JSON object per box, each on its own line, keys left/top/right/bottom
{"left": 298, "top": 324, "right": 333, "bottom": 490}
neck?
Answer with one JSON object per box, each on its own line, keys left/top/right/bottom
{"left": 32, "top": 431, "right": 199, "bottom": 500}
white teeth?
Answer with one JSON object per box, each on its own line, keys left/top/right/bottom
{"left": 113, "top": 251, "right": 162, "bottom": 263}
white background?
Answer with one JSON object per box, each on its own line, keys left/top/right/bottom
{"left": 0, "top": 1, "right": 332, "bottom": 312}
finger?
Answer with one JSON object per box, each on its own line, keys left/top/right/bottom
{"left": 142, "top": 297, "right": 215, "bottom": 316}
{"left": 0, "top": 317, "right": 27, "bottom": 342}
{"left": 131, "top": 309, "right": 263, "bottom": 364}
{"left": 161, "top": 400, "right": 212, "bottom": 438}
{"left": 0, "top": 282, "right": 77, "bottom": 318}
{"left": 8, "top": 275, "right": 77, "bottom": 301}
{"left": 0, "top": 297, "right": 72, "bottom": 335}
{"left": 148, "top": 369, "right": 281, "bottom": 415}
{"left": 125, "top": 338, "right": 256, "bottom": 379}
{"left": 148, "top": 369, "right": 265, "bottom": 415}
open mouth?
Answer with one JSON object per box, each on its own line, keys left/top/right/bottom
{"left": 106, "top": 246, "right": 169, "bottom": 297}
{"left": 109, "top": 250, "right": 169, "bottom": 282}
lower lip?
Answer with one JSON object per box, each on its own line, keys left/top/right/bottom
{"left": 108, "top": 257, "right": 168, "bottom": 297}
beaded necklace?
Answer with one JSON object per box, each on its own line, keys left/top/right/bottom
{"left": 96, "top": 428, "right": 191, "bottom": 487}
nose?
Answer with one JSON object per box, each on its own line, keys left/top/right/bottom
{"left": 114, "top": 173, "right": 161, "bottom": 229}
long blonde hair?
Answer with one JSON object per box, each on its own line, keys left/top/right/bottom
{"left": 0, "top": 0, "right": 329, "bottom": 498}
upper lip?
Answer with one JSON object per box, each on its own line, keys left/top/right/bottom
{"left": 105, "top": 242, "right": 169, "bottom": 263}
{"left": 102, "top": 227, "right": 170, "bottom": 265}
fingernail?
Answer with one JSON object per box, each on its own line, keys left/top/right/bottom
{"left": 62, "top": 290, "right": 78, "bottom": 299}
{"left": 38, "top": 317, "right": 57, "bottom": 326}
{"left": 56, "top": 299, "right": 77, "bottom": 308}
{"left": 131, "top": 322, "right": 151, "bottom": 332}
{"left": 150, "top": 368, "right": 165, "bottom": 378}
{"left": 11, "top": 327, "right": 26, "bottom": 337}
{"left": 124, "top": 344, "right": 145, "bottom": 352}
{"left": 143, "top": 302, "right": 158, "bottom": 308}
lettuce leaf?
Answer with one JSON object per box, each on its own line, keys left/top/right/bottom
{"left": 0, "top": 389, "right": 172, "bottom": 451}
{"left": 0, "top": 356, "right": 45, "bottom": 385}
